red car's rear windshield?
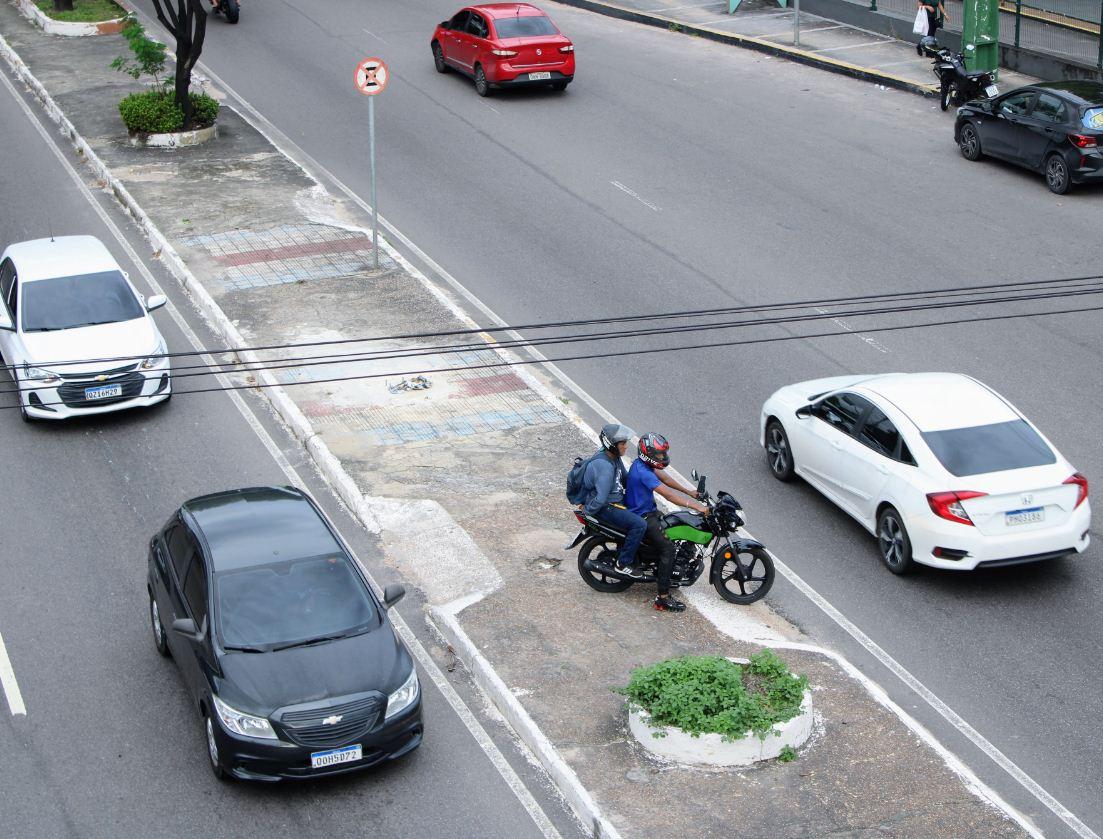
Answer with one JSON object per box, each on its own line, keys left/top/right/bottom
{"left": 494, "top": 15, "right": 557, "bottom": 37}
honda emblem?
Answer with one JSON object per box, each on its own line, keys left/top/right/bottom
{"left": 536, "top": 48, "right": 542, "bottom": 56}
{"left": 1021, "top": 493, "right": 1034, "bottom": 505}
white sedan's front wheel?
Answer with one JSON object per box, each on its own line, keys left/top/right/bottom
{"left": 877, "top": 506, "right": 914, "bottom": 575}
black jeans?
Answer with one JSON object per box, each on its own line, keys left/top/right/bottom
{"left": 644, "top": 511, "right": 677, "bottom": 596}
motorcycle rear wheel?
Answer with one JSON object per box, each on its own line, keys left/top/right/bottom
{"left": 712, "top": 545, "right": 774, "bottom": 604}
{"left": 578, "top": 536, "right": 633, "bottom": 593}
{"left": 222, "top": 0, "right": 239, "bottom": 24}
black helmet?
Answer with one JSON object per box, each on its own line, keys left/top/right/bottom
{"left": 638, "top": 432, "right": 670, "bottom": 469}
{"left": 599, "top": 423, "right": 634, "bottom": 452}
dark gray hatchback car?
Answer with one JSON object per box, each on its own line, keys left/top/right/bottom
{"left": 954, "top": 80, "right": 1103, "bottom": 194}
{"left": 147, "top": 486, "right": 422, "bottom": 781}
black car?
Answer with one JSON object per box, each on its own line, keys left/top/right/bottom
{"left": 147, "top": 486, "right": 422, "bottom": 781}
{"left": 954, "top": 80, "right": 1103, "bottom": 194}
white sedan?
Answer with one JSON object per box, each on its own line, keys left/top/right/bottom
{"left": 760, "top": 372, "right": 1090, "bottom": 573}
{"left": 0, "top": 236, "right": 171, "bottom": 421}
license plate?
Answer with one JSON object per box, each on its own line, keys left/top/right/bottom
{"left": 1005, "top": 507, "right": 1044, "bottom": 526}
{"left": 84, "top": 383, "right": 123, "bottom": 400}
{"left": 528, "top": 71, "right": 552, "bottom": 81}
{"left": 985, "top": 84, "right": 999, "bottom": 97}
{"left": 310, "top": 744, "right": 362, "bottom": 769}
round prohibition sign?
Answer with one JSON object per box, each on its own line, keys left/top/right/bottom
{"left": 354, "top": 57, "right": 389, "bottom": 96}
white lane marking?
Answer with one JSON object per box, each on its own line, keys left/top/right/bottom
{"left": 610, "top": 180, "right": 661, "bottom": 212}
{"left": 109, "top": 43, "right": 1097, "bottom": 839}
{"left": 362, "top": 28, "right": 389, "bottom": 44}
{"left": 814, "top": 306, "right": 890, "bottom": 353}
{"left": 481, "top": 101, "right": 502, "bottom": 115}
{"left": 0, "top": 60, "right": 562, "bottom": 839}
{"left": 0, "top": 630, "right": 26, "bottom": 716}
{"left": 812, "top": 38, "right": 894, "bottom": 53}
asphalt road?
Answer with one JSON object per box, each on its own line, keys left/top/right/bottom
{"left": 0, "top": 68, "right": 582, "bottom": 839}
{"left": 57, "top": 0, "right": 1103, "bottom": 834}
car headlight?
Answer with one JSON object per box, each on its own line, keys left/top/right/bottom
{"left": 211, "top": 694, "right": 277, "bottom": 740}
{"left": 22, "top": 364, "right": 60, "bottom": 385}
{"left": 140, "top": 338, "right": 166, "bottom": 371}
{"left": 385, "top": 668, "right": 420, "bottom": 720}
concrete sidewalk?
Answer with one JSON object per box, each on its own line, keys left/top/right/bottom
{"left": 552, "top": 0, "right": 1039, "bottom": 95}
{"left": 0, "top": 4, "right": 1036, "bottom": 836}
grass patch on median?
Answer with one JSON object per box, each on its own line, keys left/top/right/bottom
{"left": 620, "top": 650, "right": 807, "bottom": 741}
{"left": 35, "top": 0, "right": 125, "bottom": 22}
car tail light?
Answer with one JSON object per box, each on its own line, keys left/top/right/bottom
{"left": 1069, "top": 133, "right": 1097, "bottom": 148}
{"left": 491, "top": 48, "right": 518, "bottom": 57}
{"left": 1064, "top": 473, "right": 1089, "bottom": 508}
{"left": 926, "top": 491, "right": 987, "bottom": 526}
{"left": 559, "top": 44, "right": 574, "bottom": 53}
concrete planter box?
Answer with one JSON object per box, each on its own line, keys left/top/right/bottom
{"left": 629, "top": 689, "right": 814, "bottom": 767}
{"left": 127, "top": 123, "right": 218, "bottom": 148}
{"left": 16, "top": 0, "right": 126, "bottom": 36}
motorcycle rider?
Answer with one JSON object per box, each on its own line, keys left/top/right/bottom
{"left": 581, "top": 423, "right": 646, "bottom": 576}
{"left": 625, "top": 433, "right": 710, "bottom": 613}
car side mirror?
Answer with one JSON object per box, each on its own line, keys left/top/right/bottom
{"left": 0, "top": 309, "right": 12, "bottom": 331}
{"left": 383, "top": 584, "right": 406, "bottom": 610}
{"left": 795, "top": 404, "right": 813, "bottom": 418}
{"left": 145, "top": 294, "right": 167, "bottom": 312}
{"left": 171, "top": 617, "right": 204, "bottom": 642}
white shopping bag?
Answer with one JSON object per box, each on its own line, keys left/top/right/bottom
{"left": 912, "top": 7, "right": 929, "bottom": 35}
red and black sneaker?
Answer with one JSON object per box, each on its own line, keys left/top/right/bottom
{"left": 653, "top": 594, "right": 686, "bottom": 613}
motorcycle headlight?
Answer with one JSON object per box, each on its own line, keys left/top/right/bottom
{"left": 140, "top": 338, "right": 166, "bottom": 371}
{"left": 385, "top": 668, "right": 420, "bottom": 721}
{"left": 211, "top": 694, "right": 277, "bottom": 740}
{"left": 22, "top": 364, "right": 60, "bottom": 385}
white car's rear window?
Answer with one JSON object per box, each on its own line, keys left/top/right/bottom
{"left": 1083, "top": 107, "right": 1103, "bottom": 130}
{"left": 921, "top": 420, "right": 1055, "bottom": 477}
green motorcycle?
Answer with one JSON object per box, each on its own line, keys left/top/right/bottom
{"left": 566, "top": 472, "right": 775, "bottom": 605}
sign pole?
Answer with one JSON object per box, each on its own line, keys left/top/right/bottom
{"left": 369, "top": 95, "right": 378, "bottom": 271}
{"left": 793, "top": 0, "right": 801, "bottom": 46}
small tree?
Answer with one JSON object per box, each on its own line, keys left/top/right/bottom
{"left": 111, "top": 17, "right": 168, "bottom": 92}
{"left": 149, "top": 0, "right": 208, "bottom": 130}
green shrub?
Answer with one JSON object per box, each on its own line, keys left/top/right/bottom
{"left": 118, "top": 91, "right": 220, "bottom": 134}
{"left": 619, "top": 650, "right": 808, "bottom": 741}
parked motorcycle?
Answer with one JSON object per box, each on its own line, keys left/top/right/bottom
{"left": 211, "top": 0, "right": 239, "bottom": 24}
{"left": 920, "top": 36, "right": 997, "bottom": 111}
{"left": 566, "top": 471, "right": 775, "bottom": 605}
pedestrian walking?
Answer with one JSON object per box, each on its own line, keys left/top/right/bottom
{"left": 915, "top": 0, "right": 948, "bottom": 54}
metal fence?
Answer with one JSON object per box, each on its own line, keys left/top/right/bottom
{"left": 870, "top": 0, "right": 1103, "bottom": 67}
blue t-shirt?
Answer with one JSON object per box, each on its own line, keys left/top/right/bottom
{"left": 626, "top": 459, "right": 661, "bottom": 517}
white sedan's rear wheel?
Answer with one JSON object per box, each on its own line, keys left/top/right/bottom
{"left": 877, "top": 507, "right": 914, "bottom": 575}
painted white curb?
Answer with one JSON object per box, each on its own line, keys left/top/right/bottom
{"left": 629, "top": 690, "right": 813, "bottom": 767}
{"left": 431, "top": 603, "right": 622, "bottom": 839}
{"left": 128, "top": 123, "right": 218, "bottom": 147}
{"left": 15, "top": 0, "right": 126, "bottom": 35}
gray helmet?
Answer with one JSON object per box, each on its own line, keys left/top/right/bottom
{"left": 599, "top": 423, "right": 634, "bottom": 452}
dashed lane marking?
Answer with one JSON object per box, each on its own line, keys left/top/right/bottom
{"left": 0, "top": 630, "right": 26, "bottom": 716}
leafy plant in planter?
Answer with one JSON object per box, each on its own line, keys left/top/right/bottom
{"left": 111, "top": 11, "right": 218, "bottom": 133}
{"left": 619, "top": 650, "right": 808, "bottom": 742}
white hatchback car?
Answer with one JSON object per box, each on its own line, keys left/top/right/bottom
{"left": 0, "top": 236, "right": 171, "bottom": 421}
{"left": 760, "top": 372, "right": 1090, "bottom": 573}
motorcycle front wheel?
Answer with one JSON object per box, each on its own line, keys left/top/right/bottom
{"left": 712, "top": 544, "right": 774, "bottom": 604}
{"left": 222, "top": 0, "right": 239, "bottom": 24}
{"left": 578, "top": 536, "right": 633, "bottom": 593}
{"left": 940, "top": 83, "right": 955, "bottom": 111}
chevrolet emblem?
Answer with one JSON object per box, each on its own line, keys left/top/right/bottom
{"left": 321, "top": 715, "right": 343, "bottom": 726}
{"left": 95, "top": 375, "right": 108, "bottom": 382}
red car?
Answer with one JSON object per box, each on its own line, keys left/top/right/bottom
{"left": 431, "top": 3, "right": 575, "bottom": 96}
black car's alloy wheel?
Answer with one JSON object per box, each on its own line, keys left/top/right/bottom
{"left": 1045, "top": 154, "right": 1072, "bottom": 195}
{"left": 474, "top": 65, "right": 490, "bottom": 97}
{"left": 432, "top": 42, "right": 448, "bottom": 74}
{"left": 765, "top": 420, "right": 795, "bottom": 482}
{"left": 205, "top": 713, "right": 228, "bottom": 780}
{"left": 877, "top": 507, "right": 914, "bottom": 575}
{"left": 149, "top": 590, "right": 169, "bottom": 657}
{"left": 959, "top": 123, "right": 982, "bottom": 161}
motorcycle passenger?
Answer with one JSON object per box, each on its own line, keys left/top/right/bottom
{"left": 581, "top": 423, "right": 646, "bottom": 577}
{"left": 625, "top": 433, "right": 710, "bottom": 613}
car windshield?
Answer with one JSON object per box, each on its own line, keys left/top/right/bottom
{"left": 216, "top": 553, "right": 377, "bottom": 650}
{"left": 494, "top": 15, "right": 557, "bottom": 37}
{"left": 21, "top": 270, "right": 144, "bottom": 332}
{"left": 1082, "top": 107, "right": 1103, "bottom": 130}
{"left": 921, "top": 419, "right": 1056, "bottom": 477}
